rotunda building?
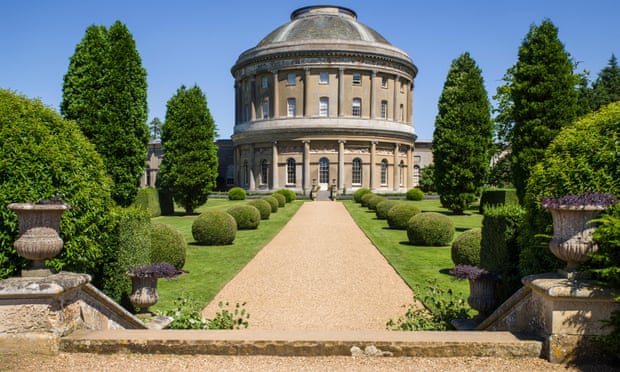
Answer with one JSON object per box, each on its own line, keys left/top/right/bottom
{"left": 231, "top": 5, "right": 418, "bottom": 194}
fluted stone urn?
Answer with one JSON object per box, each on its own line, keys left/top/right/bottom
{"left": 8, "top": 202, "right": 69, "bottom": 277}
{"left": 467, "top": 277, "right": 497, "bottom": 319}
{"left": 128, "top": 274, "right": 160, "bottom": 315}
{"left": 547, "top": 205, "right": 606, "bottom": 274}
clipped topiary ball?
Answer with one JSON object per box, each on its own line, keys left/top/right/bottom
{"left": 353, "top": 188, "right": 372, "bottom": 203}
{"left": 227, "top": 204, "right": 261, "bottom": 230}
{"left": 375, "top": 200, "right": 399, "bottom": 220}
{"left": 248, "top": 199, "right": 271, "bottom": 220}
{"left": 451, "top": 228, "right": 482, "bottom": 266}
{"left": 150, "top": 223, "right": 187, "bottom": 269}
{"left": 228, "top": 187, "right": 246, "bottom": 200}
{"left": 367, "top": 195, "right": 387, "bottom": 211}
{"left": 387, "top": 203, "right": 421, "bottom": 229}
{"left": 407, "top": 212, "right": 455, "bottom": 246}
{"left": 275, "top": 188, "right": 296, "bottom": 203}
{"left": 271, "top": 192, "right": 286, "bottom": 207}
{"left": 261, "top": 196, "right": 279, "bottom": 213}
{"left": 192, "top": 210, "right": 237, "bottom": 245}
{"left": 406, "top": 188, "right": 425, "bottom": 201}
{"left": 360, "top": 192, "right": 376, "bottom": 207}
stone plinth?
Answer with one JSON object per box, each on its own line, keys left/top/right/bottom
{"left": 481, "top": 273, "right": 620, "bottom": 363}
{"left": 0, "top": 272, "right": 146, "bottom": 353}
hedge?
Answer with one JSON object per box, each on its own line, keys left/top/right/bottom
{"left": 134, "top": 187, "right": 161, "bottom": 217}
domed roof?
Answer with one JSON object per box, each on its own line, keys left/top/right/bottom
{"left": 257, "top": 6, "right": 391, "bottom": 47}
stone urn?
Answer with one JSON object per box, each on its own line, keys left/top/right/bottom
{"left": 467, "top": 277, "right": 497, "bottom": 319}
{"left": 547, "top": 205, "right": 606, "bottom": 273}
{"left": 128, "top": 274, "right": 160, "bottom": 315}
{"left": 8, "top": 202, "right": 70, "bottom": 277}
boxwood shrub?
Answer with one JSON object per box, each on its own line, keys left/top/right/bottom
{"left": 271, "top": 192, "right": 286, "bottom": 207}
{"left": 150, "top": 222, "right": 186, "bottom": 269}
{"left": 248, "top": 199, "right": 271, "bottom": 220}
{"left": 407, "top": 212, "right": 454, "bottom": 246}
{"left": 406, "top": 188, "right": 425, "bottom": 201}
{"left": 192, "top": 210, "right": 237, "bottom": 245}
{"left": 479, "top": 188, "right": 518, "bottom": 214}
{"left": 261, "top": 196, "right": 279, "bottom": 213}
{"left": 134, "top": 187, "right": 161, "bottom": 217}
{"left": 375, "top": 200, "right": 399, "bottom": 220}
{"left": 274, "top": 188, "right": 296, "bottom": 203}
{"left": 367, "top": 195, "right": 387, "bottom": 211}
{"left": 354, "top": 188, "right": 372, "bottom": 203}
{"left": 228, "top": 187, "right": 246, "bottom": 200}
{"left": 227, "top": 204, "right": 261, "bottom": 230}
{"left": 387, "top": 203, "right": 421, "bottom": 230}
{"left": 360, "top": 192, "right": 376, "bottom": 207}
{"left": 451, "top": 228, "right": 482, "bottom": 266}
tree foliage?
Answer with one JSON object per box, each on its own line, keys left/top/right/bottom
{"left": 61, "top": 21, "right": 148, "bottom": 207}
{"left": 158, "top": 85, "right": 218, "bottom": 214}
{"left": 0, "top": 89, "right": 114, "bottom": 278}
{"left": 432, "top": 52, "right": 493, "bottom": 213}
{"left": 593, "top": 54, "right": 620, "bottom": 111}
{"left": 494, "top": 19, "right": 579, "bottom": 203}
{"left": 149, "top": 117, "right": 163, "bottom": 139}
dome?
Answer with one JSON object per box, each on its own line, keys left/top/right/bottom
{"left": 257, "top": 6, "right": 390, "bottom": 47}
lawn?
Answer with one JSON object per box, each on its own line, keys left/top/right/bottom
{"left": 342, "top": 199, "right": 483, "bottom": 302}
{"left": 151, "top": 198, "right": 303, "bottom": 312}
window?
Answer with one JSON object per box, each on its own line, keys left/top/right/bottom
{"left": 287, "top": 73, "right": 296, "bottom": 85}
{"left": 400, "top": 104, "right": 404, "bottom": 121}
{"left": 352, "top": 98, "right": 361, "bottom": 117}
{"left": 319, "top": 157, "right": 329, "bottom": 184}
{"left": 287, "top": 158, "right": 296, "bottom": 184}
{"left": 399, "top": 160, "right": 405, "bottom": 186}
{"left": 260, "top": 159, "right": 268, "bottom": 185}
{"left": 261, "top": 76, "right": 268, "bottom": 89}
{"left": 352, "top": 158, "right": 362, "bottom": 185}
{"left": 244, "top": 104, "right": 251, "bottom": 122}
{"left": 381, "top": 76, "right": 388, "bottom": 88}
{"left": 319, "top": 72, "right": 329, "bottom": 84}
{"left": 287, "top": 98, "right": 296, "bottom": 117}
{"left": 243, "top": 160, "right": 249, "bottom": 187}
{"left": 413, "top": 165, "right": 420, "bottom": 187}
{"left": 319, "top": 97, "right": 329, "bottom": 117}
{"left": 262, "top": 99, "right": 269, "bottom": 119}
{"left": 380, "top": 100, "right": 388, "bottom": 119}
{"left": 380, "top": 159, "right": 388, "bottom": 185}
{"left": 352, "top": 73, "right": 361, "bottom": 86}
{"left": 400, "top": 81, "right": 405, "bottom": 93}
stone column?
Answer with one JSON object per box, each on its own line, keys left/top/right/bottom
{"left": 393, "top": 143, "right": 399, "bottom": 192}
{"left": 272, "top": 70, "right": 279, "bottom": 118}
{"left": 370, "top": 70, "right": 376, "bottom": 119}
{"left": 338, "top": 140, "right": 345, "bottom": 191}
{"left": 303, "top": 140, "right": 311, "bottom": 193}
{"left": 393, "top": 74, "right": 400, "bottom": 123}
{"left": 303, "top": 67, "right": 310, "bottom": 118}
{"left": 338, "top": 67, "right": 345, "bottom": 117}
{"left": 370, "top": 141, "right": 377, "bottom": 190}
{"left": 249, "top": 144, "right": 256, "bottom": 191}
{"left": 272, "top": 141, "right": 279, "bottom": 190}
{"left": 234, "top": 145, "right": 240, "bottom": 186}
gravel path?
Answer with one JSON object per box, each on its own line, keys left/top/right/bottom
{"left": 202, "top": 201, "right": 415, "bottom": 330}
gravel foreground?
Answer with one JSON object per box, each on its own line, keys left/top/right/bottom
{"left": 2, "top": 352, "right": 617, "bottom": 371}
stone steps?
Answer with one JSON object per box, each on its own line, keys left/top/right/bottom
{"left": 60, "top": 329, "right": 543, "bottom": 358}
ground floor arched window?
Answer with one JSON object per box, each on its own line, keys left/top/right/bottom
{"left": 413, "top": 165, "right": 420, "bottom": 187}
{"left": 287, "top": 158, "right": 296, "bottom": 184}
{"left": 260, "top": 159, "right": 268, "bottom": 185}
{"left": 380, "top": 159, "right": 388, "bottom": 185}
{"left": 399, "top": 160, "right": 405, "bottom": 187}
{"left": 243, "top": 160, "right": 249, "bottom": 187}
{"left": 319, "top": 157, "right": 329, "bottom": 184}
{"left": 352, "top": 158, "right": 362, "bottom": 185}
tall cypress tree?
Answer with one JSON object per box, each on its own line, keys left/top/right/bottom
{"left": 593, "top": 54, "right": 620, "bottom": 110}
{"left": 158, "top": 85, "right": 218, "bottom": 214}
{"left": 495, "top": 19, "right": 578, "bottom": 203}
{"left": 62, "top": 21, "right": 148, "bottom": 207}
{"left": 433, "top": 52, "right": 492, "bottom": 214}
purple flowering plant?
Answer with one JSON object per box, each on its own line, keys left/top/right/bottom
{"left": 541, "top": 192, "right": 617, "bottom": 209}
{"left": 129, "top": 262, "right": 182, "bottom": 279}
{"left": 449, "top": 264, "right": 497, "bottom": 281}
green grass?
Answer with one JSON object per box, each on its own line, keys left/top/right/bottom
{"left": 342, "top": 199, "right": 484, "bottom": 302}
{"left": 151, "top": 199, "right": 303, "bottom": 312}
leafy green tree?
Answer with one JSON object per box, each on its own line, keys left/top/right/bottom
{"left": 61, "top": 21, "right": 148, "bottom": 207}
{"left": 149, "top": 117, "right": 163, "bottom": 139}
{"left": 593, "top": 54, "right": 620, "bottom": 110}
{"left": 432, "top": 52, "right": 493, "bottom": 214}
{"left": 158, "top": 85, "right": 218, "bottom": 214}
{"left": 418, "top": 164, "right": 436, "bottom": 193}
{"left": 494, "top": 19, "right": 579, "bottom": 203}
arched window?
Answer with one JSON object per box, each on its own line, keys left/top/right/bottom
{"left": 262, "top": 99, "right": 269, "bottom": 119}
{"left": 352, "top": 158, "right": 362, "bottom": 185}
{"left": 243, "top": 160, "right": 249, "bottom": 187}
{"left": 260, "top": 159, "right": 268, "bottom": 185}
{"left": 413, "top": 165, "right": 420, "bottom": 187}
{"left": 287, "top": 158, "right": 296, "bottom": 185}
{"left": 319, "top": 157, "right": 330, "bottom": 184}
{"left": 380, "top": 159, "right": 388, "bottom": 185}
{"left": 399, "top": 160, "right": 405, "bottom": 187}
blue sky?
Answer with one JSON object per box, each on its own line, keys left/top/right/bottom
{"left": 1, "top": 1, "right": 617, "bottom": 140}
